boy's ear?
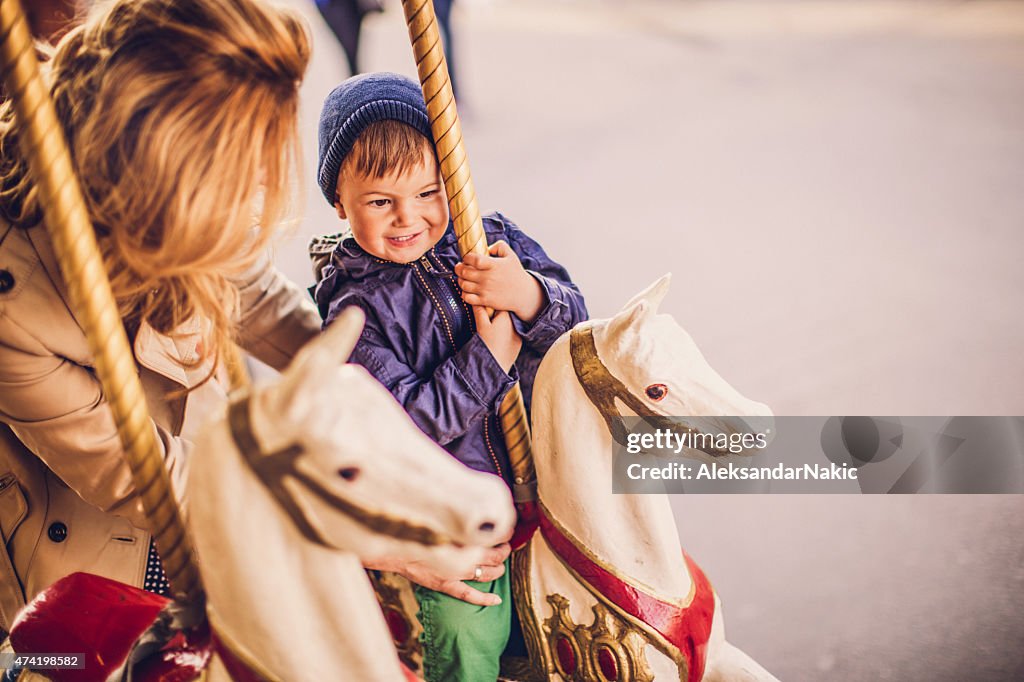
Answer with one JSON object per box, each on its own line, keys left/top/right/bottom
{"left": 334, "top": 197, "right": 347, "bottom": 220}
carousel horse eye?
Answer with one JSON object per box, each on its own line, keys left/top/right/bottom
{"left": 645, "top": 383, "right": 668, "bottom": 401}
{"left": 338, "top": 467, "right": 360, "bottom": 482}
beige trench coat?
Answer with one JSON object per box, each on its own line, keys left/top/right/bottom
{"left": 0, "top": 221, "right": 321, "bottom": 630}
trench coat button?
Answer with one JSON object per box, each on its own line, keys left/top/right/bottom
{"left": 0, "top": 269, "right": 14, "bottom": 293}
{"left": 48, "top": 522, "right": 68, "bottom": 543}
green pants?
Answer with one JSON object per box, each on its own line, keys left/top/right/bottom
{"left": 414, "top": 563, "right": 511, "bottom": 682}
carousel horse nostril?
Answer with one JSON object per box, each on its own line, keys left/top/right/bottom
{"left": 478, "top": 521, "right": 496, "bottom": 534}
{"left": 338, "top": 467, "right": 360, "bottom": 482}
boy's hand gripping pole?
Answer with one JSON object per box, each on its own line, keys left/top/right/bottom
{"left": 0, "top": 0, "right": 202, "bottom": 602}
{"left": 402, "top": 0, "right": 539, "bottom": 547}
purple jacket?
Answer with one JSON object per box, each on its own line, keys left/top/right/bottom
{"left": 311, "top": 212, "right": 588, "bottom": 480}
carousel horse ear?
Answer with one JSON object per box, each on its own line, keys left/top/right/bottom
{"left": 287, "top": 307, "right": 366, "bottom": 383}
{"left": 619, "top": 273, "right": 672, "bottom": 314}
{"left": 318, "top": 306, "right": 366, "bottom": 364}
{"left": 268, "top": 307, "right": 366, "bottom": 425}
{"left": 604, "top": 274, "right": 672, "bottom": 343}
{"left": 605, "top": 297, "right": 653, "bottom": 345}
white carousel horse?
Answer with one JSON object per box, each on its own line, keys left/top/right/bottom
{"left": 6, "top": 309, "right": 515, "bottom": 682}
{"left": 187, "top": 308, "right": 516, "bottom": 681}
{"left": 514, "top": 275, "right": 777, "bottom": 682}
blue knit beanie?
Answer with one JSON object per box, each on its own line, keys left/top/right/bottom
{"left": 317, "top": 72, "right": 433, "bottom": 205}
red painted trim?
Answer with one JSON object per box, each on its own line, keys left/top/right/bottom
{"left": 402, "top": 662, "right": 424, "bottom": 681}
{"left": 538, "top": 510, "right": 714, "bottom": 682}
{"left": 510, "top": 499, "right": 541, "bottom": 550}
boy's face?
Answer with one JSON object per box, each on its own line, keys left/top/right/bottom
{"left": 335, "top": 147, "right": 449, "bottom": 263}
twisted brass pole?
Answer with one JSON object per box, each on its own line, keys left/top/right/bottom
{"left": 0, "top": 0, "right": 201, "bottom": 602}
{"left": 401, "top": 0, "right": 537, "bottom": 504}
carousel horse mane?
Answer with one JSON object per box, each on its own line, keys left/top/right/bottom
{"left": 515, "top": 274, "right": 778, "bottom": 682}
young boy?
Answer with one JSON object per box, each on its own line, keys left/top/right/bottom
{"left": 311, "top": 72, "right": 588, "bottom": 682}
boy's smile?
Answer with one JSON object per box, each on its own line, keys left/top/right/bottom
{"left": 335, "top": 147, "right": 449, "bottom": 263}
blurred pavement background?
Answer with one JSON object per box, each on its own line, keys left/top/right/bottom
{"left": 276, "top": 2, "right": 1024, "bottom": 679}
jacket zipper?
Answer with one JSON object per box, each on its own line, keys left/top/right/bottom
{"left": 423, "top": 252, "right": 471, "bottom": 323}
{"left": 414, "top": 254, "right": 458, "bottom": 350}
{"left": 417, "top": 252, "right": 504, "bottom": 478}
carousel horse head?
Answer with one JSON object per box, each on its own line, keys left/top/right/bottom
{"left": 579, "top": 274, "right": 774, "bottom": 460}
{"left": 518, "top": 277, "right": 779, "bottom": 682}
{"left": 212, "top": 307, "right": 516, "bottom": 575}
{"left": 9, "top": 308, "right": 515, "bottom": 682}
{"left": 177, "top": 307, "right": 517, "bottom": 679}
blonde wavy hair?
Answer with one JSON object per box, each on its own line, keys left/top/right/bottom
{"left": 0, "top": 0, "right": 309, "bottom": 373}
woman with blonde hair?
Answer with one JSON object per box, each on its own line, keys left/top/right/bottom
{"left": 0, "top": 0, "right": 322, "bottom": 631}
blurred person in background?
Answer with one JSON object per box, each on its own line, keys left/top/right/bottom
{"left": 314, "top": 0, "right": 384, "bottom": 75}
{"left": 433, "top": 0, "right": 459, "bottom": 99}
{"left": 315, "top": 0, "right": 460, "bottom": 98}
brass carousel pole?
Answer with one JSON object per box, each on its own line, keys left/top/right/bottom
{"left": 0, "top": 0, "right": 202, "bottom": 602}
{"left": 400, "top": 0, "right": 537, "bottom": 510}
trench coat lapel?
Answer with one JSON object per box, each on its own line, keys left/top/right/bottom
{"left": 24, "top": 225, "right": 87, "bottom": 336}
{"left": 134, "top": 317, "right": 219, "bottom": 392}
{"left": 25, "top": 225, "right": 208, "bottom": 389}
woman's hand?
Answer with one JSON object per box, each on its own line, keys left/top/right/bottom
{"left": 365, "top": 543, "right": 512, "bottom": 607}
{"left": 473, "top": 306, "right": 522, "bottom": 373}
{"left": 456, "top": 241, "right": 545, "bottom": 324}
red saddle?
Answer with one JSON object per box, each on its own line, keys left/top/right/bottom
{"left": 9, "top": 572, "right": 422, "bottom": 681}
{"left": 9, "top": 572, "right": 206, "bottom": 682}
